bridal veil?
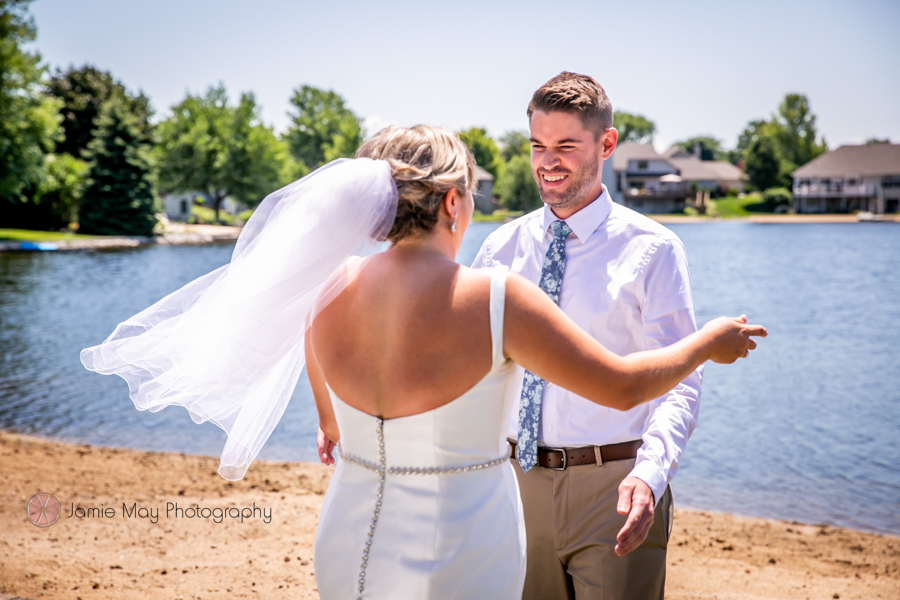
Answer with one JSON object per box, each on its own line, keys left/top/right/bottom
{"left": 80, "top": 158, "right": 399, "bottom": 480}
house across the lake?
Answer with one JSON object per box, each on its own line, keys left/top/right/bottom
{"left": 662, "top": 146, "right": 745, "bottom": 194}
{"left": 792, "top": 143, "right": 900, "bottom": 214}
{"left": 162, "top": 192, "right": 245, "bottom": 222}
{"left": 602, "top": 143, "right": 744, "bottom": 214}
{"left": 473, "top": 166, "right": 496, "bottom": 214}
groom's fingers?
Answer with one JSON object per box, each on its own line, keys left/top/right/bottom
{"left": 743, "top": 324, "right": 768, "bottom": 337}
{"left": 616, "top": 515, "right": 653, "bottom": 556}
{"left": 617, "top": 489, "right": 633, "bottom": 515}
{"left": 615, "top": 508, "right": 653, "bottom": 555}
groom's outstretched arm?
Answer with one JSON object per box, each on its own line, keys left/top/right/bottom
{"left": 616, "top": 236, "right": 702, "bottom": 554}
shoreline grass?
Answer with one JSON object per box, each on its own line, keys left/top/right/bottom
{"left": 472, "top": 209, "right": 524, "bottom": 222}
{"left": 0, "top": 228, "right": 105, "bottom": 242}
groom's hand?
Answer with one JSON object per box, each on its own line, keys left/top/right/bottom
{"left": 615, "top": 476, "right": 655, "bottom": 556}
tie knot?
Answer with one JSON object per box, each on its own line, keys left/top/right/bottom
{"left": 551, "top": 220, "right": 571, "bottom": 240}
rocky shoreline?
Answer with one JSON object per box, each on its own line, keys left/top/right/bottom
{"left": 0, "top": 225, "right": 242, "bottom": 253}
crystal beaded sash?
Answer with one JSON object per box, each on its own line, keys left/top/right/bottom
{"left": 338, "top": 448, "right": 511, "bottom": 475}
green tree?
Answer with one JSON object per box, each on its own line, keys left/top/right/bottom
{"left": 47, "top": 65, "right": 153, "bottom": 159}
{"left": 285, "top": 85, "right": 363, "bottom": 170}
{"left": 0, "top": 0, "right": 63, "bottom": 212}
{"left": 674, "top": 136, "right": 725, "bottom": 161}
{"left": 496, "top": 154, "right": 541, "bottom": 212}
{"left": 770, "top": 93, "right": 827, "bottom": 169}
{"left": 29, "top": 152, "right": 89, "bottom": 229}
{"left": 612, "top": 111, "right": 655, "bottom": 143}
{"left": 736, "top": 119, "right": 771, "bottom": 157}
{"left": 733, "top": 94, "right": 827, "bottom": 179}
{"left": 458, "top": 127, "right": 502, "bottom": 179}
{"left": 743, "top": 137, "right": 782, "bottom": 192}
{"left": 157, "top": 84, "right": 298, "bottom": 222}
{"left": 79, "top": 97, "right": 159, "bottom": 235}
{"left": 498, "top": 130, "right": 531, "bottom": 162}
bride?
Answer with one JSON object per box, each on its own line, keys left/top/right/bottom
{"left": 81, "top": 124, "right": 764, "bottom": 600}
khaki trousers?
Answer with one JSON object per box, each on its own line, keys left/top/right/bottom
{"left": 513, "top": 456, "right": 672, "bottom": 600}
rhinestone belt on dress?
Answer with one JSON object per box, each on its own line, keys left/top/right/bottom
{"left": 336, "top": 418, "right": 511, "bottom": 599}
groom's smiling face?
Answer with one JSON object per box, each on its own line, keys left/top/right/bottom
{"left": 529, "top": 110, "right": 615, "bottom": 217}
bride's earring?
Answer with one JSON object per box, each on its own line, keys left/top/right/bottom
{"left": 450, "top": 212, "right": 458, "bottom": 234}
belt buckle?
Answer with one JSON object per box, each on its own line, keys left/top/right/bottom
{"left": 543, "top": 447, "right": 568, "bottom": 471}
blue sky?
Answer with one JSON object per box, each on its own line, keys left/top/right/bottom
{"left": 31, "top": 0, "right": 900, "bottom": 152}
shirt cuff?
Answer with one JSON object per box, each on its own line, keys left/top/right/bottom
{"left": 627, "top": 461, "right": 668, "bottom": 508}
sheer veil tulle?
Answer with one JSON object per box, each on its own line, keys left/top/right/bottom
{"left": 80, "top": 158, "right": 399, "bottom": 480}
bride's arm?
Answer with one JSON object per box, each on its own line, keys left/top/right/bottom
{"left": 305, "top": 329, "right": 339, "bottom": 464}
{"left": 503, "top": 272, "right": 766, "bottom": 411}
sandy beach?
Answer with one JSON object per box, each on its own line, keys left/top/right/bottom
{"left": 1, "top": 432, "right": 897, "bottom": 600}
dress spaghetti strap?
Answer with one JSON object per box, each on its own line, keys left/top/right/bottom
{"left": 489, "top": 265, "right": 510, "bottom": 370}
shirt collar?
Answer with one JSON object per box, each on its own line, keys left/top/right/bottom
{"left": 540, "top": 184, "right": 613, "bottom": 244}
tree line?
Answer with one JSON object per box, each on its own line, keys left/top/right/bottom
{"left": 1, "top": 0, "right": 833, "bottom": 235}
{"left": 608, "top": 99, "right": 829, "bottom": 196}
{"left": 0, "top": 0, "right": 364, "bottom": 235}
{"left": 457, "top": 93, "right": 828, "bottom": 214}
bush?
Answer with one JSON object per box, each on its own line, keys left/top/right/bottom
{"left": 234, "top": 209, "right": 254, "bottom": 225}
{"left": 190, "top": 204, "right": 234, "bottom": 225}
{"left": 34, "top": 153, "right": 89, "bottom": 229}
{"left": 1, "top": 153, "right": 88, "bottom": 231}
{"left": 761, "top": 187, "right": 793, "bottom": 209}
{"left": 472, "top": 208, "right": 524, "bottom": 222}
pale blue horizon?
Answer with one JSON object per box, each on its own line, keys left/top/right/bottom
{"left": 30, "top": 0, "right": 900, "bottom": 152}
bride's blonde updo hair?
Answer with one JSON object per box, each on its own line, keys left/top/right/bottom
{"left": 356, "top": 125, "right": 476, "bottom": 243}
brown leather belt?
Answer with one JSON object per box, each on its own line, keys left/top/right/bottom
{"left": 509, "top": 439, "right": 642, "bottom": 470}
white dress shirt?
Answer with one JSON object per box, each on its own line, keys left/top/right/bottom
{"left": 471, "top": 185, "right": 702, "bottom": 505}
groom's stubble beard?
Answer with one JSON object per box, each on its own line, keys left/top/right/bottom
{"left": 535, "top": 146, "right": 601, "bottom": 213}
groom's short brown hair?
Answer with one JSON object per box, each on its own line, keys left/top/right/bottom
{"left": 527, "top": 72, "right": 613, "bottom": 139}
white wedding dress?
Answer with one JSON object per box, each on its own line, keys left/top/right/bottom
{"left": 314, "top": 265, "right": 526, "bottom": 599}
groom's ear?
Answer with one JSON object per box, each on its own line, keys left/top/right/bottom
{"left": 600, "top": 128, "right": 618, "bottom": 160}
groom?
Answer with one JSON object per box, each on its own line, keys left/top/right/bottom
{"left": 472, "top": 72, "right": 702, "bottom": 599}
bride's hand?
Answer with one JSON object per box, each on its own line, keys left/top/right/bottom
{"left": 701, "top": 315, "right": 767, "bottom": 364}
{"left": 317, "top": 427, "right": 336, "bottom": 466}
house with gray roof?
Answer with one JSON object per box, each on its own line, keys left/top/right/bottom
{"left": 792, "top": 143, "right": 900, "bottom": 214}
{"left": 602, "top": 143, "right": 745, "bottom": 213}
{"left": 602, "top": 143, "right": 686, "bottom": 213}
{"left": 663, "top": 146, "right": 745, "bottom": 193}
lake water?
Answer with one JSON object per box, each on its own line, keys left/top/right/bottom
{"left": 1, "top": 221, "right": 898, "bottom": 535}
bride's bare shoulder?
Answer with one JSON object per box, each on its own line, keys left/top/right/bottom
{"left": 451, "top": 265, "right": 495, "bottom": 306}
{"left": 456, "top": 267, "right": 545, "bottom": 307}
{"left": 457, "top": 264, "right": 495, "bottom": 286}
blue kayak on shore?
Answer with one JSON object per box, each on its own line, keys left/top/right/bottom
{"left": 19, "top": 242, "right": 59, "bottom": 251}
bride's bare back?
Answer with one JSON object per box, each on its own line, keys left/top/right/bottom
{"left": 309, "top": 247, "right": 495, "bottom": 420}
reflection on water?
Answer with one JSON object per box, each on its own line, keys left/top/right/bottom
{"left": 0, "top": 221, "right": 898, "bottom": 534}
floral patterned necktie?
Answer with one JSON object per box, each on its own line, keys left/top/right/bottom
{"left": 517, "top": 220, "right": 572, "bottom": 472}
